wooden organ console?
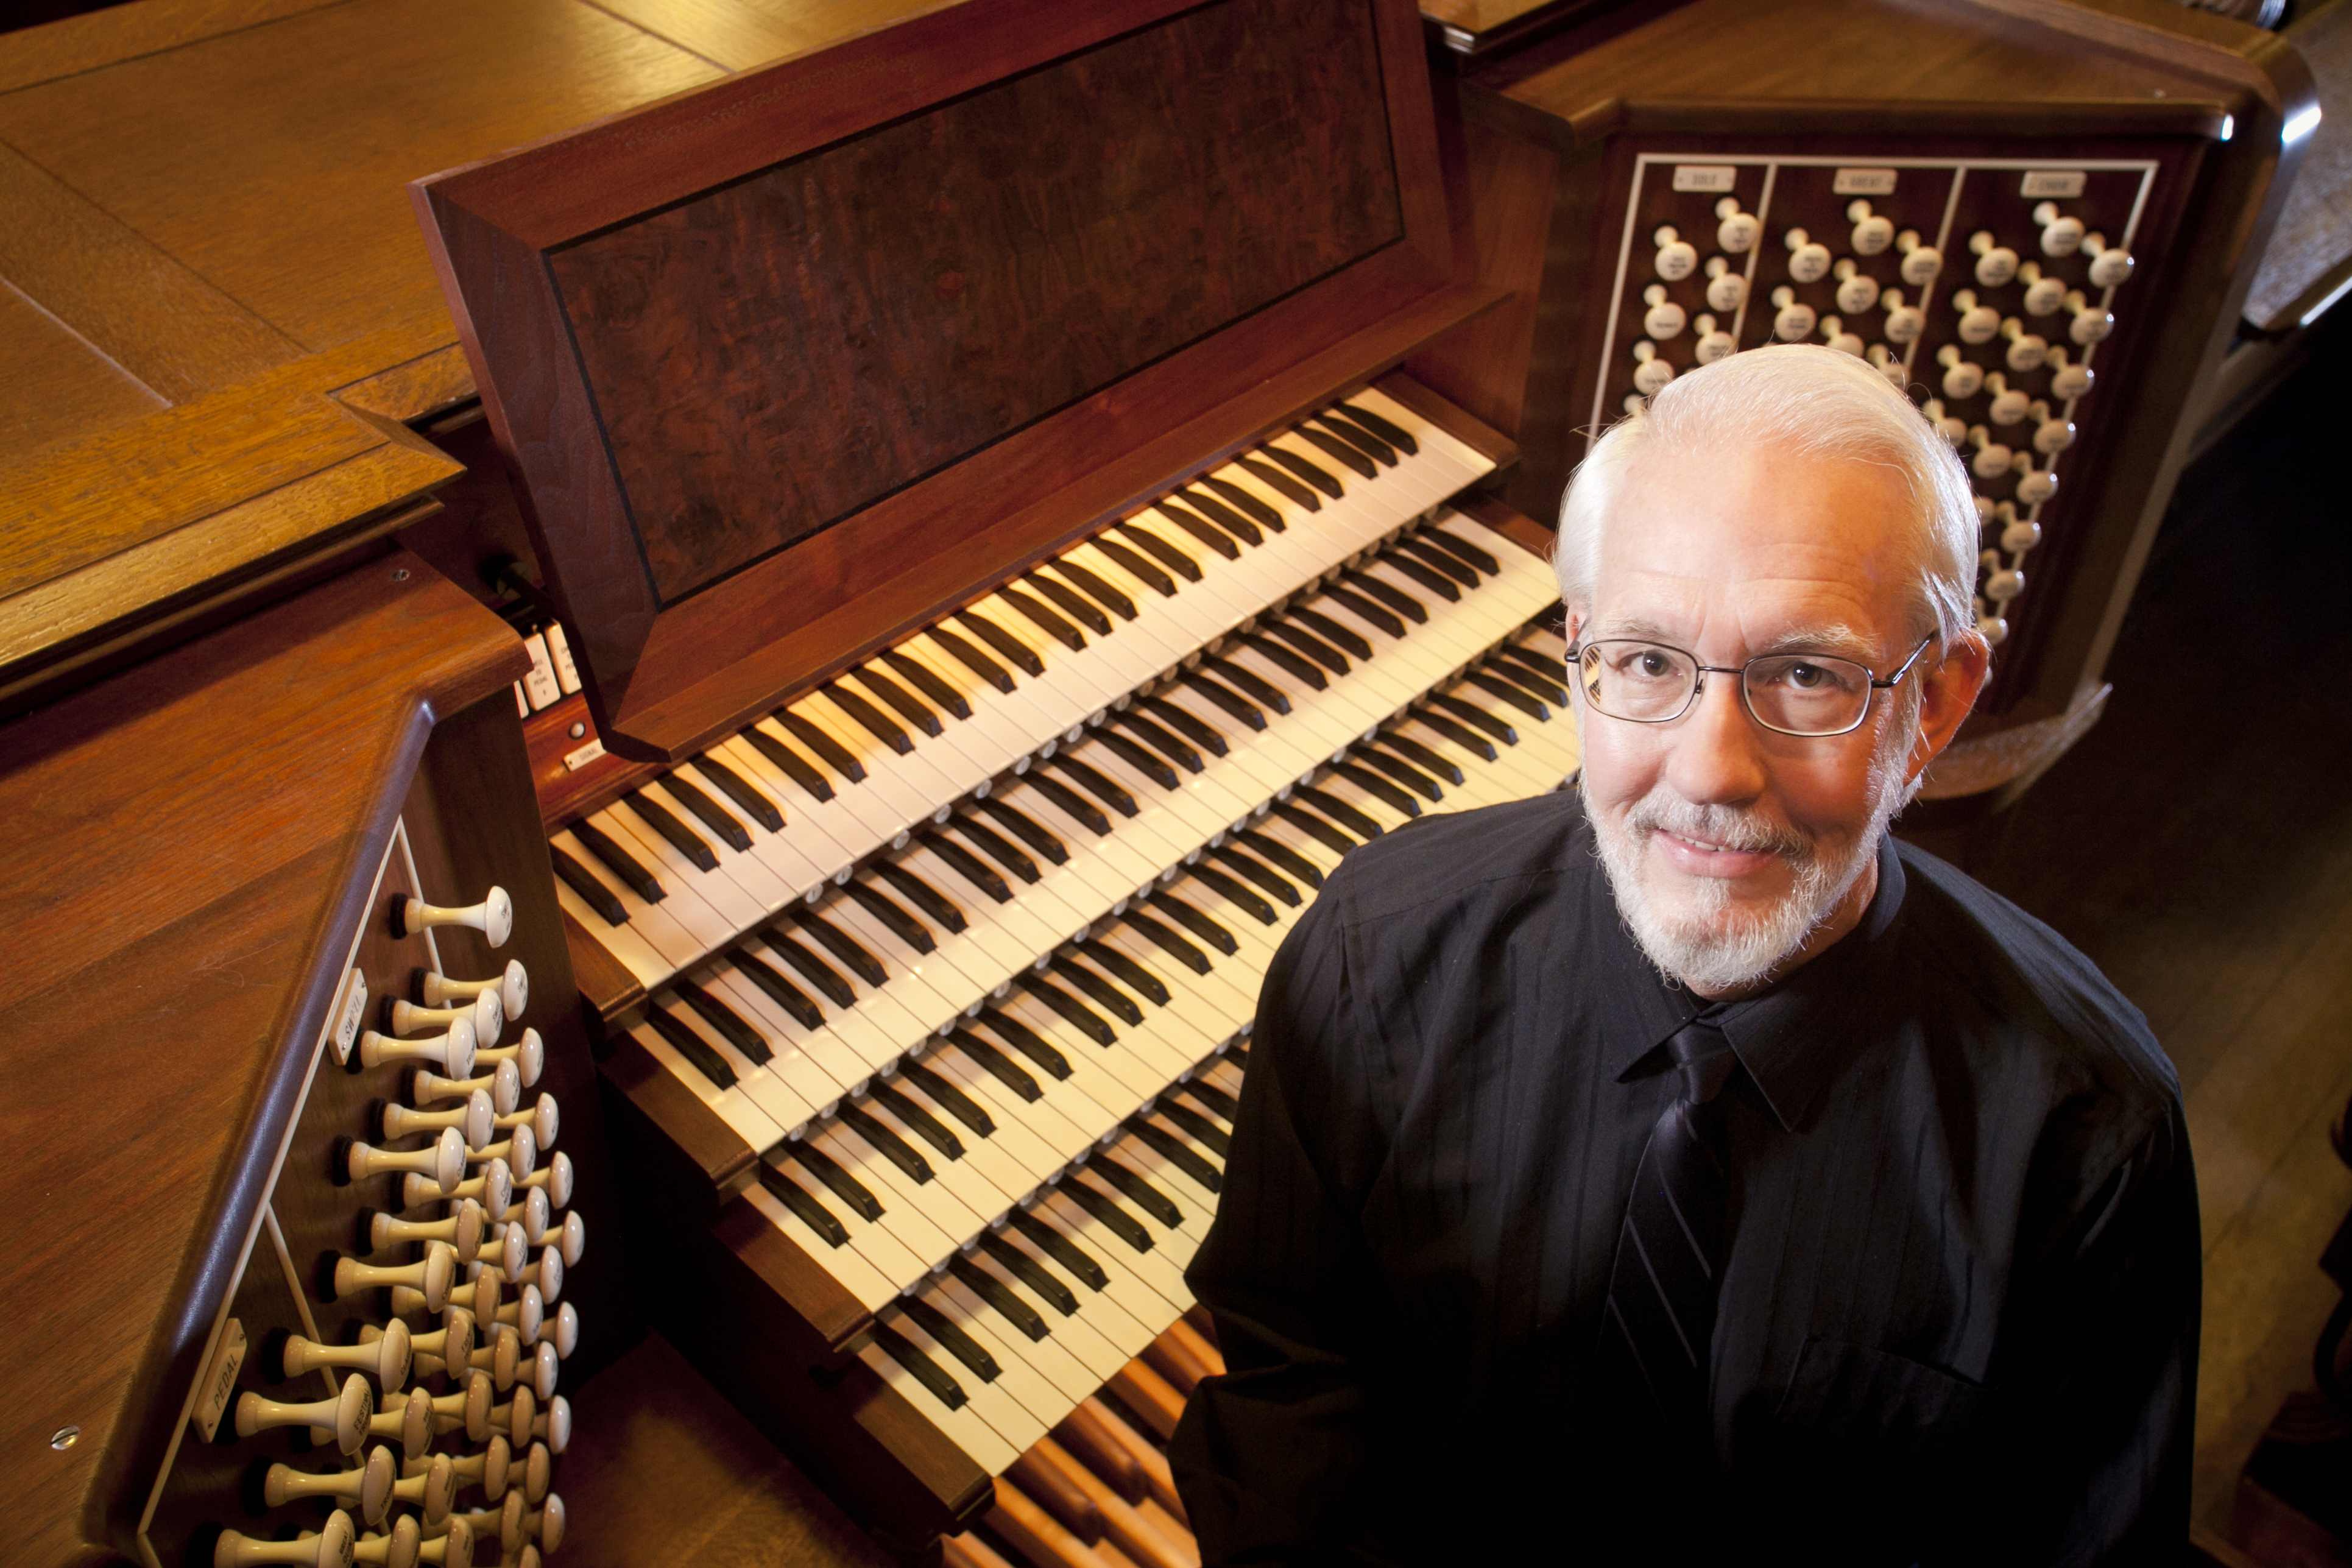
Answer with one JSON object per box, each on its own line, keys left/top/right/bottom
{"left": 0, "top": 0, "right": 2315, "bottom": 1564}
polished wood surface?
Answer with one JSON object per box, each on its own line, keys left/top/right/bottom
{"left": 414, "top": 0, "right": 1490, "bottom": 763}
{"left": 0, "top": 552, "right": 525, "bottom": 1566}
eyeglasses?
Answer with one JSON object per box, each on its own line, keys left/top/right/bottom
{"left": 1563, "top": 633, "right": 1938, "bottom": 738}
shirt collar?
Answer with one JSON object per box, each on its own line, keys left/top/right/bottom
{"left": 1607, "top": 832, "right": 1909, "bottom": 1131}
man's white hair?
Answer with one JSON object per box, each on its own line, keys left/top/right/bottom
{"left": 1555, "top": 344, "right": 1981, "bottom": 648}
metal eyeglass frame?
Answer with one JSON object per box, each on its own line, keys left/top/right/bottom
{"left": 1563, "top": 632, "right": 1940, "bottom": 738}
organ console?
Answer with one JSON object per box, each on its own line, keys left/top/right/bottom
{"left": 0, "top": 0, "right": 2312, "bottom": 1563}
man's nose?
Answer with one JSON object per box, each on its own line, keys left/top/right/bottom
{"left": 1664, "top": 670, "right": 1770, "bottom": 807}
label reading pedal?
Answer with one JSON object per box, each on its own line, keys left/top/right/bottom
{"left": 330, "top": 966, "right": 368, "bottom": 1066}
{"left": 192, "top": 1318, "right": 246, "bottom": 1442}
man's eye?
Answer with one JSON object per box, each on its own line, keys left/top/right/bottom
{"left": 1786, "top": 662, "right": 1827, "bottom": 690}
{"left": 1637, "top": 652, "right": 1671, "bottom": 678}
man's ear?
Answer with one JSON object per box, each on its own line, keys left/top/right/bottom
{"left": 1908, "top": 632, "right": 1993, "bottom": 780}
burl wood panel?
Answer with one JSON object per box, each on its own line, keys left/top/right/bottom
{"left": 0, "top": 553, "right": 524, "bottom": 1566}
{"left": 549, "top": 0, "right": 1403, "bottom": 606}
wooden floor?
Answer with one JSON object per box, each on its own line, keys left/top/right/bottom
{"left": 1970, "top": 332, "right": 2352, "bottom": 1531}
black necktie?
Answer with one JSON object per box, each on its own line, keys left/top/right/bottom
{"left": 1597, "top": 1017, "right": 1738, "bottom": 1446}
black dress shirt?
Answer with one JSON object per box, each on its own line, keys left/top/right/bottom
{"left": 1170, "top": 791, "right": 2198, "bottom": 1566}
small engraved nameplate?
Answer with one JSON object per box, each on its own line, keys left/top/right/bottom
{"left": 193, "top": 1318, "right": 246, "bottom": 1442}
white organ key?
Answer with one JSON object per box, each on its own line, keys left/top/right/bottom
{"left": 920, "top": 1039, "right": 1078, "bottom": 1178}
{"left": 885, "top": 1305, "right": 1050, "bottom": 1454}
{"left": 704, "top": 960, "right": 865, "bottom": 1104}
{"left": 607, "top": 796, "right": 769, "bottom": 933}
{"left": 851, "top": 1084, "right": 1017, "bottom": 1223}
{"left": 858, "top": 1333, "right": 1020, "bottom": 1474}
{"left": 883, "top": 1060, "right": 1042, "bottom": 1196}
{"left": 627, "top": 1023, "right": 785, "bottom": 1151}
{"left": 911, "top": 1282, "right": 1071, "bottom": 1429}
{"left": 931, "top": 1270, "right": 1097, "bottom": 1406}
{"left": 787, "top": 693, "right": 947, "bottom": 822}
{"left": 743, "top": 1178, "right": 899, "bottom": 1311}
{"left": 1016, "top": 1201, "right": 1170, "bottom": 1344}
{"left": 655, "top": 998, "right": 815, "bottom": 1131}
{"left": 803, "top": 1120, "right": 966, "bottom": 1261}
{"left": 991, "top": 1217, "right": 1155, "bottom": 1361}
{"left": 765, "top": 1149, "right": 931, "bottom": 1291}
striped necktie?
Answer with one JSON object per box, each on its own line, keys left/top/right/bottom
{"left": 1597, "top": 1016, "right": 1738, "bottom": 1445}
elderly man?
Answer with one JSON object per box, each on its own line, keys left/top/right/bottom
{"left": 1170, "top": 346, "right": 2198, "bottom": 1564}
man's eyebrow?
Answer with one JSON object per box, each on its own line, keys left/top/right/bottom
{"left": 1588, "top": 618, "right": 1881, "bottom": 660}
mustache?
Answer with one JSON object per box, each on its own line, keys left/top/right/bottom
{"left": 1625, "top": 797, "right": 1812, "bottom": 861}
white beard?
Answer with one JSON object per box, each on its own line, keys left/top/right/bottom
{"left": 1583, "top": 705, "right": 1918, "bottom": 994}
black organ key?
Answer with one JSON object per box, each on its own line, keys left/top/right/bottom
{"left": 953, "top": 610, "right": 1046, "bottom": 679}
{"left": 1338, "top": 399, "right": 1417, "bottom": 454}
{"left": 1377, "top": 732, "right": 1466, "bottom": 785}
{"left": 1179, "top": 487, "right": 1262, "bottom": 548}
{"left": 742, "top": 726, "right": 836, "bottom": 801}
{"left": 1001, "top": 586, "right": 1086, "bottom": 651}
{"left": 731, "top": 948, "right": 825, "bottom": 1029}
{"left": 1155, "top": 1097, "right": 1232, "bottom": 1157}
{"left": 1260, "top": 621, "right": 1350, "bottom": 676}
{"left": 975, "top": 1010, "right": 1073, "bottom": 1080}
{"left": 1091, "top": 535, "right": 1175, "bottom": 596}
{"left": 1288, "top": 607, "right": 1372, "bottom": 662}
{"left": 1464, "top": 671, "right": 1550, "bottom": 721}
{"left": 760, "top": 1160, "right": 849, "bottom": 1247}
{"left": 873, "top": 861, "right": 969, "bottom": 934}
{"left": 1236, "top": 454, "right": 1319, "bottom": 510}
{"left": 870, "top": 1079, "right": 964, "bottom": 1160}
{"left": 838, "top": 1103, "right": 935, "bottom": 1184}
{"left": 690, "top": 755, "right": 784, "bottom": 832}
{"left": 1198, "top": 475, "right": 1283, "bottom": 533}
{"left": 880, "top": 649, "right": 972, "bottom": 719}
{"left": 786, "top": 1139, "right": 884, "bottom": 1221}
{"left": 1050, "top": 955, "right": 1144, "bottom": 1025}
{"left": 1343, "top": 570, "right": 1426, "bottom": 623}
{"left": 1188, "top": 864, "right": 1279, "bottom": 925}
{"left": 1012, "top": 975, "right": 1117, "bottom": 1047}
{"left": 791, "top": 910, "right": 888, "bottom": 985}
{"left": 1154, "top": 501, "right": 1240, "bottom": 561}
{"left": 1311, "top": 411, "right": 1394, "bottom": 467}
{"left": 1392, "top": 537, "right": 1478, "bottom": 588}
{"left": 1432, "top": 693, "right": 1519, "bottom": 746}
{"left": 550, "top": 846, "right": 627, "bottom": 925}
{"left": 1092, "top": 1156, "right": 1184, "bottom": 1227}
{"left": 980, "top": 1232, "right": 1078, "bottom": 1315}
{"left": 1201, "top": 655, "right": 1290, "bottom": 715}
{"left": 928, "top": 626, "right": 1014, "bottom": 695}
{"left": 1042, "top": 753, "right": 1138, "bottom": 818}
{"left": 871, "top": 1322, "right": 966, "bottom": 1408}
{"left": 1333, "top": 761, "right": 1422, "bottom": 817}
{"left": 1352, "top": 749, "right": 1443, "bottom": 803}
{"left": 673, "top": 978, "right": 772, "bottom": 1064}
{"left": 1147, "top": 891, "right": 1239, "bottom": 955}
{"left": 824, "top": 682, "right": 913, "bottom": 755}
{"left": 1240, "top": 632, "right": 1330, "bottom": 690}
{"left": 974, "top": 797, "right": 1068, "bottom": 864}
{"left": 849, "top": 666, "right": 942, "bottom": 738}
{"left": 1061, "top": 1177, "right": 1154, "bottom": 1251}
{"left": 1378, "top": 549, "right": 1461, "bottom": 602}
{"left": 1011, "top": 1210, "right": 1109, "bottom": 1291}
{"left": 1414, "top": 706, "right": 1501, "bottom": 759}
{"left": 572, "top": 819, "right": 664, "bottom": 901}
{"left": 899, "top": 1298, "right": 1000, "bottom": 1382}
{"left": 1424, "top": 528, "right": 1502, "bottom": 576}
{"left": 1173, "top": 673, "right": 1263, "bottom": 732}
{"left": 1111, "top": 523, "right": 1201, "bottom": 583}
{"left": 950, "top": 1255, "right": 1050, "bottom": 1340}
{"left": 764, "top": 930, "right": 856, "bottom": 1007}
{"left": 1235, "top": 828, "right": 1323, "bottom": 888}
{"left": 1262, "top": 442, "right": 1344, "bottom": 498}
{"left": 1075, "top": 939, "right": 1170, "bottom": 1005}
{"left": 1126, "top": 1115, "right": 1222, "bottom": 1192}
{"left": 1109, "top": 711, "right": 1202, "bottom": 774}
{"left": 1274, "top": 802, "right": 1361, "bottom": 855}
{"left": 901, "top": 1059, "right": 995, "bottom": 1137}
{"left": 922, "top": 832, "right": 1013, "bottom": 903}
{"left": 947, "top": 1029, "right": 1042, "bottom": 1103}
{"left": 1321, "top": 586, "right": 1405, "bottom": 639}
{"left": 1137, "top": 694, "right": 1227, "bottom": 756}
{"left": 1025, "top": 573, "right": 1112, "bottom": 637}
{"left": 1176, "top": 1078, "right": 1241, "bottom": 1123}
{"left": 844, "top": 880, "right": 936, "bottom": 953}
{"left": 1294, "top": 786, "right": 1384, "bottom": 840}
{"left": 946, "top": 818, "right": 1040, "bottom": 883}
{"left": 1207, "top": 846, "right": 1300, "bottom": 908}
{"left": 777, "top": 709, "right": 867, "bottom": 783}
{"left": 1052, "top": 560, "right": 1137, "bottom": 622}
{"left": 658, "top": 774, "right": 751, "bottom": 853}
{"left": 624, "top": 788, "right": 716, "bottom": 871}
{"left": 1488, "top": 649, "right": 1571, "bottom": 705}
{"left": 1023, "top": 769, "right": 1113, "bottom": 835}
{"left": 647, "top": 1004, "right": 736, "bottom": 1090}
{"left": 1121, "top": 911, "right": 1212, "bottom": 975}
